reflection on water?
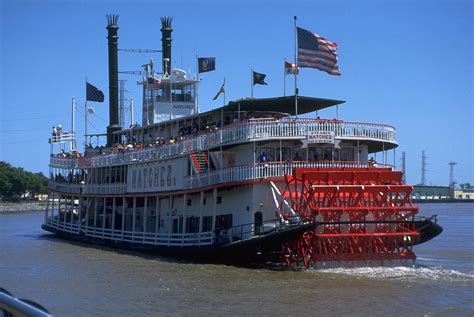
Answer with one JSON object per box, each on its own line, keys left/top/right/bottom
{"left": 0, "top": 204, "right": 473, "bottom": 316}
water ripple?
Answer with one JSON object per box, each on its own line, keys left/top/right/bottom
{"left": 316, "top": 265, "right": 474, "bottom": 284}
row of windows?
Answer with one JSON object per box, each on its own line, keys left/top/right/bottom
{"left": 258, "top": 147, "right": 355, "bottom": 162}
{"left": 170, "top": 214, "right": 233, "bottom": 234}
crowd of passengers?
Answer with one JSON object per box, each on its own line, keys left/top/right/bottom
{"left": 52, "top": 116, "right": 345, "bottom": 159}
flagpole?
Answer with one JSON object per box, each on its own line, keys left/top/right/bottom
{"left": 71, "top": 96, "right": 75, "bottom": 151}
{"left": 84, "top": 99, "right": 88, "bottom": 146}
{"left": 195, "top": 55, "right": 199, "bottom": 114}
{"left": 283, "top": 59, "right": 286, "bottom": 97}
{"left": 130, "top": 97, "right": 134, "bottom": 127}
{"left": 294, "top": 16, "right": 298, "bottom": 118}
{"left": 250, "top": 69, "right": 253, "bottom": 98}
{"left": 84, "top": 78, "right": 88, "bottom": 147}
{"left": 221, "top": 77, "right": 225, "bottom": 127}
{"left": 169, "top": 72, "right": 173, "bottom": 120}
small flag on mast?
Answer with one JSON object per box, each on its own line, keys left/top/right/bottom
{"left": 212, "top": 81, "right": 225, "bottom": 100}
{"left": 285, "top": 60, "right": 299, "bottom": 75}
{"left": 252, "top": 71, "right": 268, "bottom": 85}
{"left": 297, "top": 27, "right": 341, "bottom": 76}
{"left": 198, "top": 57, "right": 216, "bottom": 73}
{"left": 86, "top": 82, "right": 105, "bottom": 102}
{"left": 86, "top": 106, "right": 96, "bottom": 115}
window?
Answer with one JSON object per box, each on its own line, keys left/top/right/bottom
{"left": 293, "top": 148, "right": 305, "bottom": 161}
{"left": 202, "top": 216, "right": 212, "bottom": 232}
{"left": 187, "top": 199, "right": 192, "bottom": 206}
{"left": 186, "top": 216, "right": 199, "bottom": 233}
{"left": 276, "top": 147, "right": 292, "bottom": 161}
{"left": 217, "top": 196, "right": 222, "bottom": 204}
{"left": 313, "top": 148, "right": 323, "bottom": 161}
{"left": 341, "top": 148, "right": 354, "bottom": 161}
{"left": 324, "top": 148, "right": 332, "bottom": 160}
{"left": 216, "top": 214, "right": 233, "bottom": 230}
{"left": 172, "top": 217, "right": 183, "bottom": 233}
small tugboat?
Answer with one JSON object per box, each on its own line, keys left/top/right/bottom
{"left": 42, "top": 15, "right": 442, "bottom": 267}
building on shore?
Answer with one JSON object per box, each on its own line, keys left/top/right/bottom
{"left": 454, "top": 183, "right": 474, "bottom": 200}
{"left": 412, "top": 185, "right": 451, "bottom": 201}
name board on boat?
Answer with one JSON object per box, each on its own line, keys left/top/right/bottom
{"left": 307, "top": 131, "right": 335, "bottom": 144}
{"left": 154, "top": 101, "right": 195, "bottom": 123}
{"left": 127, "top": 158, "right": 185, "bottom": 193}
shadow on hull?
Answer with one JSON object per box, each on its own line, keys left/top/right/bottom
{"left": 41, "top": 222, "right": 313, "bottom": 264}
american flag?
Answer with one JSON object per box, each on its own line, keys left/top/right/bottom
{"left": 297, "top": 27, "right": 341, "bottom": 76}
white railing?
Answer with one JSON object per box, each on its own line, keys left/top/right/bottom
{"left": 49, "top": 131, "right": 75, "bottom": 144}
{"left": 89, "top": 119, "right": 397, "bottom": 167}
{"left": 49, "top": 156, "right": 91, "bottom": 169}
{"left": 48, "top": 182, "right": 83, "bottom": 194}
{"left": 45, "top": 217, "right": 213, "bottom": 247}
{"left": 49, "top": 161, "right": 394, "bottom": 195}
{"left": 186, "top": 161, "right": 393, "bottom": 188}
{"left": 48, "top": 181, "right": 126, "bottom": 195}
{"left": 83, "top": 184, "right": 127, "bottom": 195}
{"left": 50, "top": 157, "right": 79, "bottom": 168}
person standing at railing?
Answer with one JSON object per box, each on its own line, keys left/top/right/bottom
{"left": 368, "top": 157, "right": 377, "bottom": 167}
{"left": 257, "top": 152, "right": 268, "bottom": 163}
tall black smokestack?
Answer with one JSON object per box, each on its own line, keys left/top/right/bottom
{"left": 106, "top": 14, "right": 120, "bottom": 146}
{"left": 160, "top": 17, "right": 173, "bottom": 75}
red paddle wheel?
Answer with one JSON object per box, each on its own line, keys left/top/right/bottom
{"left": 281, "top": 168, "right": 419, "bottom": 267}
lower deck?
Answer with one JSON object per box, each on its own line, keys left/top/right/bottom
{"left": 43, "top": 181, "right": 284, "bottom": 250}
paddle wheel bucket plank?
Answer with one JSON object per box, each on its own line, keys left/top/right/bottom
{"left": 281, "top": 168, "right": 419, "bottom": 267}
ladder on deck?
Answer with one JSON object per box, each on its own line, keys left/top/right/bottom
{"left": 191, "top": 152, "right": 209, "bottom": 175}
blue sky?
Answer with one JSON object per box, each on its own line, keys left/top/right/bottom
{"left": 0, "top": 0, "right": 472, "bottom": 186}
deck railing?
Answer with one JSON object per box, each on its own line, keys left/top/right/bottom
{"left": 86, "top": 119, "right": 396, "bottom": 167}
{"left": 48, "top": 181, "right": 127, "bottom": 195}
{"left": 45, "top": 217, "right": 213, "bottom": 246}
{"left": 184, "top": 161, "right": 393, "bottom": 189}
{"left": 49, "top": 161, "right": 394, "bottom": 195}
{"left": 49, "top": 131, "right": 75, "bottom": 144}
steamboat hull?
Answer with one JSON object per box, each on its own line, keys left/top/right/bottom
{"left": 41, "top": 222, "right": 314, "bottom": 262}
{"left": 42, "top": 216, "right": 440, "bottom": 265}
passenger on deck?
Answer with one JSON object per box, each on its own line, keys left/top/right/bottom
{"left": 257, "top": 152, "right": 268, "bottom": 163}
{"left": 368, "top": 157, "right": 377, "bottom": 167}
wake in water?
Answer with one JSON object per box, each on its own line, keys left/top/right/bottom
{"left": 316, "top": 264, "right": 474, "bottom": 284}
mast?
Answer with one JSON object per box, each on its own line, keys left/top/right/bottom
{"left": 71, "top": 96, "right": 75, "bottom": 151}
{"left": 294, "top": 16, "right": 298, "bottom": 118}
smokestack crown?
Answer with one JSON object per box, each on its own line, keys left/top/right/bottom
{"left": 107, "top": 14, "right": 119, "bottom": 29}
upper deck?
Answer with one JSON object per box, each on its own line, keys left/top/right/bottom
{"left": 50, "top": 118, "right": 396, "bottom": 169}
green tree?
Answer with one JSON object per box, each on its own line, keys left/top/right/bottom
{"left": 0, "top": 161, "right": 49, "bottom": 201}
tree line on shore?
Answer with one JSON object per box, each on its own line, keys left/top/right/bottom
{"left": 0, "top": 162, "right": 48, "bottom": 201}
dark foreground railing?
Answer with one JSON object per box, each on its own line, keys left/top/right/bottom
{"left": 0, "top": 288, "right": 51, "bottom": 317}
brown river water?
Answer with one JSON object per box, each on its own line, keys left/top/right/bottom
{"left": 1, "top": 203, "right": 473, "bottom": 316}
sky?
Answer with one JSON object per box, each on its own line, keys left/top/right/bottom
{"left": 0, "top": 0, "right": 472, "bottom": 186}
